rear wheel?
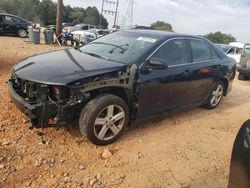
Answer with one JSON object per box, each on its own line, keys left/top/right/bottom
{"left": 17, "top": 29, "right": 27, "bottom": 38}
{"left": 238, "top": 73, "right": 247, "bottom": 81}
{"left": 205, "top": 82, "right": 224, "bottom": 109}
{"left": 79, "top": 94, "right": 129, "bottom": 145}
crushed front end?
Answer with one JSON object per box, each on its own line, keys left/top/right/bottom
{"left": 7, "top": 77, "right": 86, "bottom": 128}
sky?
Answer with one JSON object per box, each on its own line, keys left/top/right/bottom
{"left": 60, "top": 0, "right": 250, "bottom": 42}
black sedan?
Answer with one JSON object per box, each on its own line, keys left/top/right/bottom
{"left": 7, "top": 30, "right": 236, "bottom": 145}
{"left": 0, "top": 13, "right": 32, "bottom": 37}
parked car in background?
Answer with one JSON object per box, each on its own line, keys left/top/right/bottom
{"left": 62, "top": 22, "right": 74, "bottom": 28}
{"left": 46, "top": 23, "right": 75, "bottom": 32}
{"left": 121, "top": 25, "right": 154, "bottom": 30}
{"left": 0, "top": 13, "right": 32, "bottom": 37}
{"left": 7, "top": 30, "right": 236, "bottom": 145}
{"left": 237, "top": 44, "right": 250, "bottom": 80}
{"left": 72, "top": 28, "right": 110, "bottom": 43}
{"left": 63, "top": 23, "right": 97, "bottom": 33}
{"left": 228, "top": 119, "right": 250, "bottom": 188}
{"left": 215, "top": 44, "right": 242, "bottom": 63}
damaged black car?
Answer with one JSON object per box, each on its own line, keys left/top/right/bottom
{"left": 7, "top": 30, "right": 236, "bottom": 145}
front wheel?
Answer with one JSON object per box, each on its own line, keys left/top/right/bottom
{"left": 79, "top": 94, "right": 129, "bottom": 146}
{"left": 17, "top": 29, "right": 27, "bottom": 38}
{"left": 205, "top": 82, "right": 224, "bottom": 109}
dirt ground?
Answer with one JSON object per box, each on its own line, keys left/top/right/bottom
{"left": 0, "top": 36, "right": 250, "bottom": 188}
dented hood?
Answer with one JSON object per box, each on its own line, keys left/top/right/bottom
{"left": 13, "top": 48, "right": 124, "bottom": 85}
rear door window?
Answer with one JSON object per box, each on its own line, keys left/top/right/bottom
{"left": 190, "top": 39, "right": 212, "bottom": 62}
{"left": 152, "top": 39, "right": 190, "bottom": 66}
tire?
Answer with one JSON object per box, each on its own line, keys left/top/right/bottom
{"left": 238, "top": 74, "right": 247, "bottom": 81}
{"left": 17, "top": 29, "right": 27, "bottom": 38}
{"left": 204, "top": 81, "right": 224, "bottom": 109}
{"left": 79, "top": 94, "right": 129, "bottom": 146}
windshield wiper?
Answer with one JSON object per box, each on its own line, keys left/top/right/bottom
{"left": 83, "top": 52, "right": 110, "bottom": 60}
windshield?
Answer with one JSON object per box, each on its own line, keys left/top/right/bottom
{"left": 79, "top": 31, "right": 158, "bottom": 64}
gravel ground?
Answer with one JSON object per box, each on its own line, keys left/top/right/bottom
{"left": 0, "top": 36, "right": 250, "bottom": 188}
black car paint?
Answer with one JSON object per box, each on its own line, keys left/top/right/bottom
{"left": 13, "top": 48, "right": 125, "bottom": 85}
{"left": 0, "top": 13, "right": 30, "bottom": 35}
{"left": 228, "top": 119, "right": 250, "bottom": 188}
{"left": 7, "top": 30, "right": 236, "bottom": 128}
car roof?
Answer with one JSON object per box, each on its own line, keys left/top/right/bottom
{"left": 123, "top": 29, "right": 206, "bottom": 40}
{"left": 0, "top": 13, "right": 26, "bottom": 21}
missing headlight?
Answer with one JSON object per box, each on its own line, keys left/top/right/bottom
{"left": 50, "top": 86, "right": 70, "bottom": 101}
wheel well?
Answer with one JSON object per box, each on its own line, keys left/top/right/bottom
{"left": 221, "top": 78, "right": 229, "bottom": 96}
{"left": 90, "top": 87, "right": 129, "bottom": 105}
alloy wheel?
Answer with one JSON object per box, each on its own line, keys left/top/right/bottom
{"left": 94, "top": 105, "right": 125, "bottom": 141}
{"left": 18, "top": 29, "right": 27, "bottom": 38}
{"left": 210, "top": 84, "right": 223, "bottom": 107}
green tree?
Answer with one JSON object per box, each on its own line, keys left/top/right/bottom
{"left": 0, "top": 0, "right": 108, "bottom": 28}
{"left": 37, "top": 0, "right": 56, "bottom": 25}
{"left": 204, "top": 31, "right": 236, "bottom": 44}
{"left": 151, "top": 20, "right": 173, "bottom": 31}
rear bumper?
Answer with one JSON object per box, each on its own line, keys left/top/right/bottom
{"left": 237, "top": 67, "right": 250, "bottom": 77}
{"left": 7, "top": 81, "right": 57, "bottom": 124}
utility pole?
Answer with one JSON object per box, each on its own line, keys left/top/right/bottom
{"left": 99, "top": 0, "right": 119, "bottom": 28}
{"left": 113, "top": 0, "right": 119, "bottom": 26}
{"left": 56, "top": 0, "right": 63, "bottom": 42}
{"left": 121, "top": 0, "right": 136, "bottom": 27}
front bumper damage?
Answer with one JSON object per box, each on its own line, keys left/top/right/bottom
{"left": 7, "top": 64, "right": 138, "bottom": 129}
{"left": 7, "top": 81, "right": 58, "bottom": 127}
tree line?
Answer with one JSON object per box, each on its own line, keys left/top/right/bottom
{"left": 150, "top": 21, "right": 236, "bottom": 44}
{"left": 0, "top": 0, "right": 108, "bottom": 28}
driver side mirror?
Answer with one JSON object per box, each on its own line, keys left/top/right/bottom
{"left": 146, "top": 58, "right": 168, "bottom": 70}
{"left": 140, "top": 58, "right": 168, "bottom": 74}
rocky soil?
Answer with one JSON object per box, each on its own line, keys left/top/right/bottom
{"left": 1, "top": 36, "right": 250, "bottom": 187}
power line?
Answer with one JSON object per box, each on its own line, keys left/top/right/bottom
{"left": 121, "top": 0, "right": 136, "bottom": 27}
{"left": 99, "top": 0, "right": 119, "bottom": 28}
